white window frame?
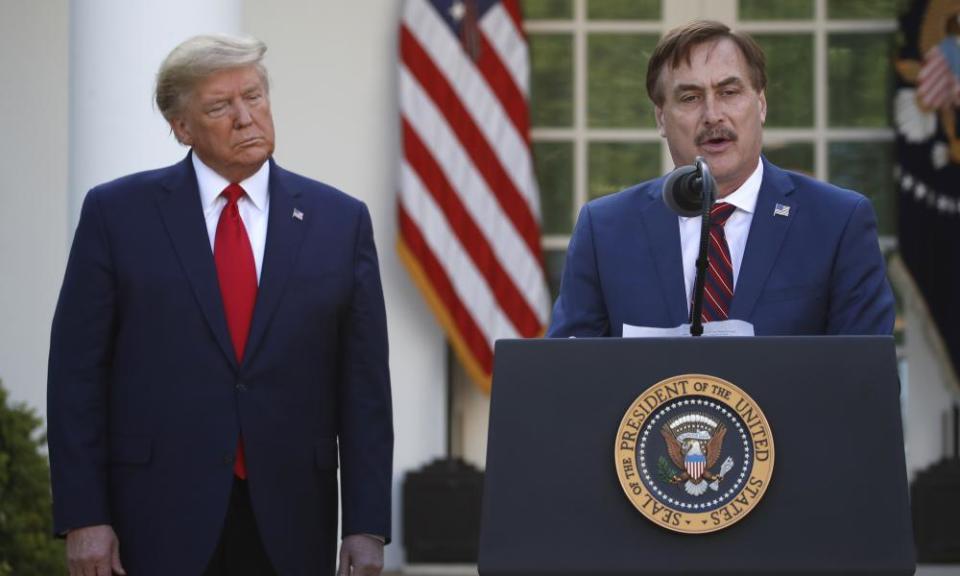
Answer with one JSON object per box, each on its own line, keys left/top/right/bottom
{"left": 525, "top": 0, "right": 899, "bottom": 252}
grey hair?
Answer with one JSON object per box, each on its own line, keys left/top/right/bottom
{"left": 155, "top": 34, "right": 269, "bottom": 121}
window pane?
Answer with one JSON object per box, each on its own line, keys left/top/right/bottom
{"left": 530, "top": 34, "right": 574, "bottom": 127}
{"left": 754, "top": 34, "right": 814, "bottom": 127}
{"left": 739, "top": 0, "right": 813, "bottom": 20}
{"left": 544, "top": 249, "right": 567, "bottom": 304}
{"left": 588, "top": 142, "right": 661, "bottom": 199}
{"left": 827, "top": 0, "right": 909, "bottom": 19}
{"left": 763, "top": 141, "right": 815, "bottom": 175}
{"left": 534, "top": 141, "right": 575, "bottom": 234}
{"left": 588, "top": 34, "right": 659, "bottom": 128}
{"left": 522, "top": 0, "right": 573, "bottom": 20}
{"left": 828, "top": 141, "right": 896, "bottom": 235}
{"left": 587, "top": 0, "right": 661, "bottom": 20}
{"left": 828, "top": 33, "right": 894, "bottom": 128}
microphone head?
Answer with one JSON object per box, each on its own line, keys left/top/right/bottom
{"left": 662, "top": 164, "right": 703, "bottom": 217}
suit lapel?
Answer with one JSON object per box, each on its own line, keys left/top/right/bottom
{"left": 639, "top": 183, "right": 689, "bottom": 326}
{"left": 730, "top": 159, "right": 797, "bottom": 320}
{"left": 242, "top": 161, "right": 307, "bottom": 366}
{"left": 155, "top": 154, "right": 237, "bottom": 369}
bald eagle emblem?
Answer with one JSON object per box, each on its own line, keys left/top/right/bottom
{"left": 616, "top": 375, "right": 775, "bottom": 533}
{"left": 660, "top": 413, "right": 735, "bottom": 496}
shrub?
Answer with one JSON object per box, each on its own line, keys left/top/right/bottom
{"left": 0, "top": 381, "right": 65, "bottom": 575}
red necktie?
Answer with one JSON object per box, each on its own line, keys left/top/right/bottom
{"left": 700, "top": 203, "right": 737, "bottom": 322}
{"left": 214, "top": 183, "right": 257, "bottom": 479}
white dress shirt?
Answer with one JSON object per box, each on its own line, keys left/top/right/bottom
{"left": 679, "top": 159, "right": 763, "bottom": 314}
{"left": 193, "top": 154, "right": 271, "bottom": 283}
{"left": 193, "top": 155, "right": 385, "bottom": 544}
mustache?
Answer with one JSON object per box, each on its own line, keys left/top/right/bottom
{"left": 696, "top": 126, "right": 738, "bottom": 145}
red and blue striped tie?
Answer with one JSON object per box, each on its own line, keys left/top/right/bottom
{"left": 700, "top": 203, "right": 737, "bottom": 322}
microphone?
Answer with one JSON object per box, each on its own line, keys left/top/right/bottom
{"left": 662, "top": 157, "right": 716, "bottom": 217}
{"left": 661, "top": 157, "right": 718, "bottom": 336}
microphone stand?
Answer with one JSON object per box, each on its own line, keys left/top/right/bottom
{"left": 688, "top": 157, "right": 717, "bottom": 337}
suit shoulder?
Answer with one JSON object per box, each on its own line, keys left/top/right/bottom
{"left": 81, "top": 161, "right": 193, "bottom": 216}
{"left": 273, "top": 165, "right": 366, "bottom": 214}
{"left": 781, "top": 168, "right": 867, "bottom": 210}
{"left": 584, "top": 177, "right": 663, "bottom": 218}
{"left": 86, "top": 164, "right": 178, "bottom": 201}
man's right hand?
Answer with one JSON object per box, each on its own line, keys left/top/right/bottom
{"left": 66, "top": 524, "right": 126, "bottom": 576}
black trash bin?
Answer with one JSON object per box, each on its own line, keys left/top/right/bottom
{"left": 403, "top": 457, "right": 484, "bottom": 563}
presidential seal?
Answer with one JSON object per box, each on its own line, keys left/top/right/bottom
{"left": 614, "top": 374, "right": 774, "bottom": 534}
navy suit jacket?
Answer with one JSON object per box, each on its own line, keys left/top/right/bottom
{"left": 48, "top": 154, "right": 393, "bottom": 576}
{"left": 548, "top": 158, "right": 895, "bottom": 337}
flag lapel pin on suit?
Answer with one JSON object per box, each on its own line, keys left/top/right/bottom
{"left": 773, "top": 203, "right": 791, "bottom": 217}
{"left": 292, "top": 208, "right": 304, "bottom": 221}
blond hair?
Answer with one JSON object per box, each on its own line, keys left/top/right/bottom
{"left": 155, "top": 34, "right": 269, "bottom": 121}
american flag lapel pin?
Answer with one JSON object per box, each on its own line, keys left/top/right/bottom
{"left": 292, "top": 208, "right": 304, "bottom": 221}
{"left": 773, "top": 203, "right": 791, "bottom": 217}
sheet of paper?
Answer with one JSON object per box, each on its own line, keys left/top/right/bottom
{"left": 622, "top": 319, "right": 755, "bottom": 338}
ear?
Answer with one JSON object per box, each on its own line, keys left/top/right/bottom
{"left": 654, "top": 105, "right": 666, "bottom": 137}
{"left": 758, "top": 90, "right": 767, "bottom": 125}
{"left": 169, "top": 116, "right": 193, "bottom": 146}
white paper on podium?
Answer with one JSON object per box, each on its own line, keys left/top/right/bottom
{"left": 622, "top": 319, "right": 755, "bottom": 338}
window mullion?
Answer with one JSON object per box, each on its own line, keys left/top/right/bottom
{"left": 573, "top": 0, "right": 588, "bottom": 215}
{"left": 814, "top": 0, "right": 828, "bottom": 181}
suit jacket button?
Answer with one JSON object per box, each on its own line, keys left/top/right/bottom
{"left": 223, "top": 454, "right": 235, "bottom": 465}
{"left": 236, "top": 381, "right": 247, "bottom": 391}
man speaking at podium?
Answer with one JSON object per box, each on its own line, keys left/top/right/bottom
{"left": 547, "top": 20, "right": 894, "bottom": 338}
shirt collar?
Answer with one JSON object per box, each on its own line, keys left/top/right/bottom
{"left": 679, "top": 158, "right": 763, "bottom": 219}
{"left": 717, "top": 158, "right": 763, "bottom": 214}
{"left": 192, "top": 152, "right": 270, "bottom": 212}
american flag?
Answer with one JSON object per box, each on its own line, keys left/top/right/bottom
{"left": 398, "top": 0, "right": 550, "bottom": 390}
{"left": 896, "top": 0, "right": 960, "bottom": 396}
{"left": 916, "top": 44, "right": 960, "bottom": 111}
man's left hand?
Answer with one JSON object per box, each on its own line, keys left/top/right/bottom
{"left": 337, "top": 534, "right": 384, "bottom": 576}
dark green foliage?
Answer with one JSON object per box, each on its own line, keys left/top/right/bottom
{"left": 0, "top": 382, "right": 66, "bottom": 575}
{"left": 658, "top": 455, "right": 680, "bottom": 483}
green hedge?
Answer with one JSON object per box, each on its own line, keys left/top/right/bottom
{"left": 0, "top": 381, "right": 65, "bottom": 575}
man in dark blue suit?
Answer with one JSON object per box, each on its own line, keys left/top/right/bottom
{"left": 548, "top": 20, "right": 894, "bottom": 337}
{"left": 48, "top": 35, "right": 392, "bottom": 576}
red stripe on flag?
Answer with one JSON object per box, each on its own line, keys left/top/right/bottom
{"left": 401, "top": 25, "right": 541, "bottom": 256}
{"left": 398, "top": 205, "right": 494, "bottom": 373}
{"left": 501, "top": 0, "right": 525, "bottom": 37}
{"left": 400, "top": 0, "right": 546, "bottom": 388}
{"left": 477, "top": 32, "right": 531, "bottom": 145}
{"left": 403, "top": 119, "right": 542, "bottom": 335}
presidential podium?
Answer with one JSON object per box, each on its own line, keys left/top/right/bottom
{"left": 478, "top": 337, "right": 916, "bottom": 576}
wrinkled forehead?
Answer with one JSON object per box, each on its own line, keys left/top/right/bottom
{"left": 660, "top": 38, "right": 752, "bottom": 90}
{"left": 191, "top": 66, "right": 267, "bottom": 98}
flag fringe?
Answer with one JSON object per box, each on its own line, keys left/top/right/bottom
{"left": 397, "top": 236, "right": 493, "bottom": 394}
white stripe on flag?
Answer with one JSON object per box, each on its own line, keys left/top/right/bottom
{"left": 400, "top": 160, "right": 521, "bottom": 344}
{"left": 401, "top": 66, "right": 550, "bottom": 322}
{"left": 480, "top": 3, "right": 530, "bottom": 97}
{"left": 402, "top": 0, "right": 540, "bottom": 218}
